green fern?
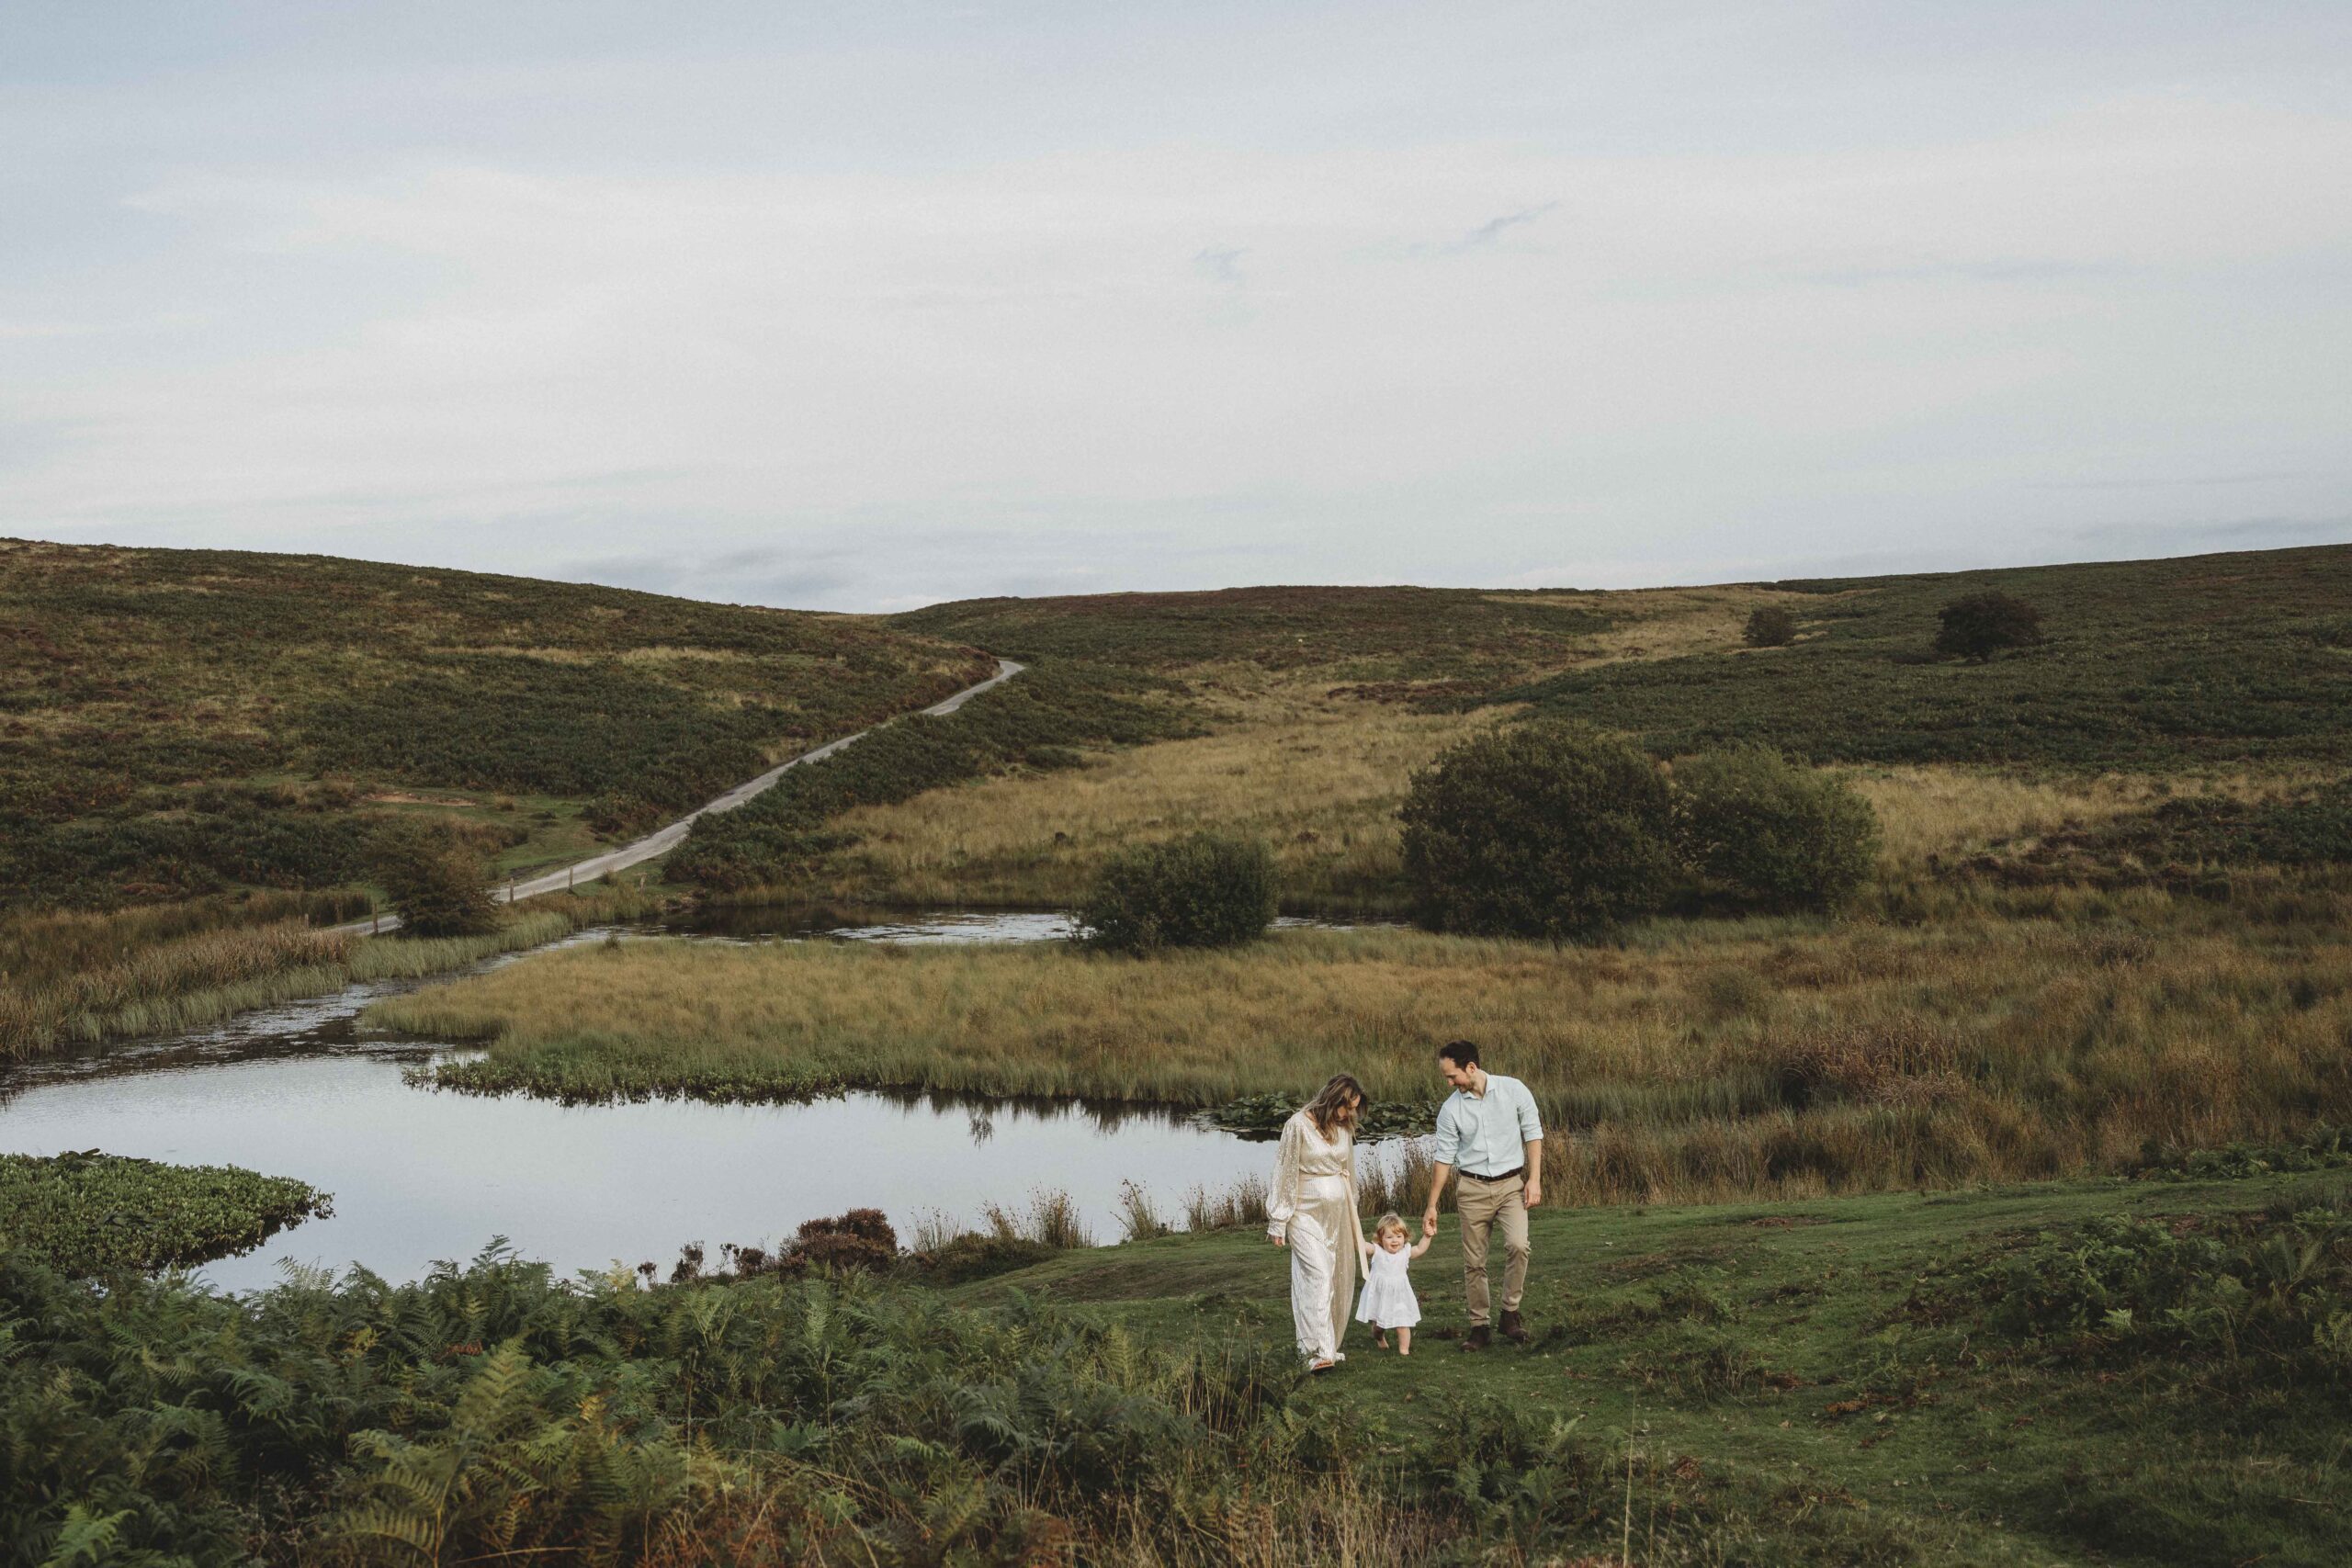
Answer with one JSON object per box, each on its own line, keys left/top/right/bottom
{"left": 38, "top": 1504, "right": 131, "bottom": 1568}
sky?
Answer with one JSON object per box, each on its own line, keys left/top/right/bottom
{"left": 4, "top": 2, "right": 2348, "bottom": 612}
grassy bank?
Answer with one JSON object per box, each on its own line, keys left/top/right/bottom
{"left": 2, "top": 888, "right": 659, "bottom": 1063}
{"left": 373, "top": 897, "right": 2352, "bottom": 1206}
{"left": 0, "top": 1153, "right": 329, "bottom": 1275}
{"left": 993, "top": 1164, "right": 2352, "bottom": 1567}
{"left": 6, "top": 1165, "right": 2344, "bottom": 1564}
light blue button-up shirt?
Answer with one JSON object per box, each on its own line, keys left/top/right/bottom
{"left": 1431, "top": 1072, "right": 1544, "bottom": 1177}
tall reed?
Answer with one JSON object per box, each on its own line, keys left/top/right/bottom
{"left": 4, "top": 891, "right": 653, "bottom": 1062}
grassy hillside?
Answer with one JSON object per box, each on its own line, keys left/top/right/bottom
{"left": 0, "top": 536, "right": 991, "bottom": 910}
{"left": 713, "top": 545, "right": 2351, "bottom": 910}
{"left": 989, "top": 1163, "right": 2352, "bottom": 1567}
{"left": 894, "top": 582, "right": 1620, "bottom": 684}
{"left": 1495, "top": 545, "right": 2352, "bottom": 768}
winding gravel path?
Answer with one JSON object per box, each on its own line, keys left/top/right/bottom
{"left": 337, "top": 658, "right": 1023, "bottom": 937}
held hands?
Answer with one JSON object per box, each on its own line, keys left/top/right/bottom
{"left": 1420, "top": 1209, "right": 1440, "bottom": 1238}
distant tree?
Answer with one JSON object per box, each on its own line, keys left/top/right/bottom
{"left": 1399, "top": 724, "right": 1679, "bottom": 939}
{"left": 1077, "top": 832, "right": 1278, "bottom": 953}
{"left": 368, "top": 819, "right": 499, "bottom": 936}
{"left": 1935, "top": 592, "right": 2044, "bottom": 661}
{"left": 1671, "top": 748, "right": 1880, "bottom": 912}
{"left": 1743, "top": 605, "right": 1799, "bottom": 648}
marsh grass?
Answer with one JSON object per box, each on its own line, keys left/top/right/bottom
{"left": 981, "top": 1188, "right": 1095, "bottom": 1248}
{"left": 3, "top": 890, "right": 653, "bottom": 1061}
{"left": 378, "top": 896, "right": 2352, "bottom": 1208}
{"left": 1183, "top": 1175, "right": 1271, "bottom": 1232}
{"left": 1118, "top": 1179, "right": 1175, "bottom": 1241}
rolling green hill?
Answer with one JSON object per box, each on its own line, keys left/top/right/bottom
{"left": 1494, "top": 545, "right": 2352, "bottom": 769}
{"left": 899, "top": 545, "right": 2352, "bottom": 771}
{"left": 0, "top": 537, "right": 991, "bottom": 909}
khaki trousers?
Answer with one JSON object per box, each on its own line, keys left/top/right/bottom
{"left": 1456, "top": 1173, "right": 1530, "bottom": 1325}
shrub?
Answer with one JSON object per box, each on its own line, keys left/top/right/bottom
{"left": 1398, "top": 724, "right": 1679, "bottom": 939}
{"left": 1075, "top": 831, "right": 1278, "bottom": 953}
{"left": 1743, "top": 605, "right": 1798, "bottom": 648}
{"left": 782, "top": 1208, "right": 898, "bottom": 1275}
{"left": 368, "top": 820, "right": 499, "bottom": 936}
{"left": 1936, "top": 1206, "right": 2352, "bottom": 1382}
{"left": 1670, "top": 747, "right": 1880, "bottom": 910}
{"left": 1934, "top": 591, "right": 2044, "bottom": 661}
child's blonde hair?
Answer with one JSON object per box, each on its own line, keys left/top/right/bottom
{"left": 1373, "top": 1212, "right": 1408, "bottom": 1242}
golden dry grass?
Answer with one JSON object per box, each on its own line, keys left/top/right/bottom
{"left": 1847, "top": 763, "right": 2332, "bottom": 869}
{"left": 375, "top": 892, "right": 2352, "bottom": 1207}
{"left": 717, "top": 644, "right": 2305, "bottom": 909}
{"left": 788, "top": 670, "right": 1513, "bottom": 908}
{"left": 1497, "top": 582, "right": 1838, "bottom": 664}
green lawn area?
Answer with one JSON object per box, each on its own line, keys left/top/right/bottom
{"left": 968, "top": 1170, "right": 2352, "bottom": 1567}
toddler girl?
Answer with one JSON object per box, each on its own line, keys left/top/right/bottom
{"left": 1356, "top": 1211, "right": 1431, "bottom": 1353}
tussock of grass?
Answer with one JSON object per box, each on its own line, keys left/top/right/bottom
{"left": 377, "top": 903, "right": 2352, "bottom": 1207}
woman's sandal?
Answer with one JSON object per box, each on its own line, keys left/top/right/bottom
{"left": 1307, "top": 1358, "right": 1337, "bottom": 1374}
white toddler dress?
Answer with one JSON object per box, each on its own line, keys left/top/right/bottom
{"left": 1355, "top": 1244, "right": 1421, "bottom": 1329}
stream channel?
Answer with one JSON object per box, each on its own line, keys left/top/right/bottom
{"left": 0, "top": 910, "right": 1385, "bottom": 1292}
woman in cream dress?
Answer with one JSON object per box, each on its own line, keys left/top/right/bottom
{"left": 1266, "top": 1074, "right": 1370, "bottom": 1371}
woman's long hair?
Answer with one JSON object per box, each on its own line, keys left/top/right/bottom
{"left": 1303, "top": 1073, "right": 1366, "bottom": 1138}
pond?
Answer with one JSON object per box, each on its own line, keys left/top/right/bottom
{"left": 0, "top": 910, "right": 1389, "bottom": 1292}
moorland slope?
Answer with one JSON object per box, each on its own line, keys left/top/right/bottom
{"left": 0, "top": 537, "right": 990, "bottom": 910}
{"left": 715, "top": 544, "right": 2352, "bottom": 908}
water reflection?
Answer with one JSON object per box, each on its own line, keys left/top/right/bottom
{"left": 668, "top": 905, "right": 1077, "bottom": 943}
{"left": 0, "top": 910, "right": 1301, "bottom": 1291}
{"left": 0, "top": 1057, "right": 1262, "bottom": 1292}
{"left": 667, "top": 904, "right": 1401, "bottom": 944}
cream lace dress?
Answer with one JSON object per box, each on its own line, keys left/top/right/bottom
{"left": 1267, "top": 1109, "right": 1368, "bottom": 1364}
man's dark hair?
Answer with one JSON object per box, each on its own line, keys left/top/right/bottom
{"left": 1437, "top": 1040, "right": 1481, "bottom": 1069}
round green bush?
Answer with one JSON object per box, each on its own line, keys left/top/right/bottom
{"left": 1670, "top": 748, "right": 1880, "bottom": 911}
{"left": 1076, "top": 831, "right": 1278, "bottom": 953}
{"left": 368, "top": 819, "right": 500, "bottom": 936}
{"left": 1398, "top": 724, "right": 1679, "bottom": 938}
{"left": 1933, "top": 591, "right": 2044, "bottom": 661}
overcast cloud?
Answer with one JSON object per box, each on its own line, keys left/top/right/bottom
{"left": 3, "top": 2, "right": 2347, "bottom": 610}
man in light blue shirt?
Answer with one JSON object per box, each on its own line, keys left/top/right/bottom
{"left": 1419, "top": 1039, "right": 1544, "bottom": 1349}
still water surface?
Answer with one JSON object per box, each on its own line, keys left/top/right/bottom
{"left": 0, "top": 910, "right": 1329, "bottom": 1292}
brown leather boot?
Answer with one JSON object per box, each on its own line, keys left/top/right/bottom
{"left": 1461, "top": 1325, "right": 1492, "bottom": 1351}
{"left": 1498, "top": 1308, "right": 1530, "bottom": 1345}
